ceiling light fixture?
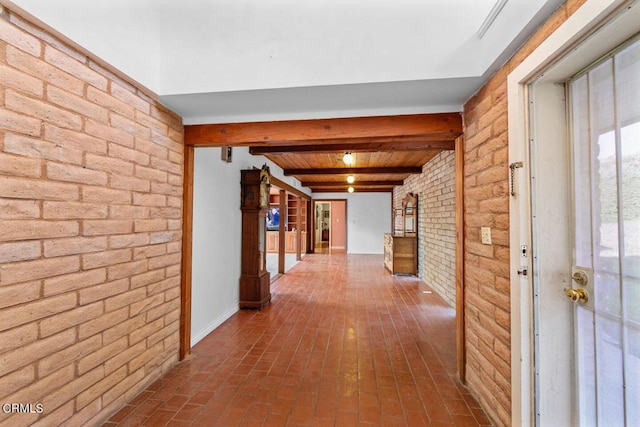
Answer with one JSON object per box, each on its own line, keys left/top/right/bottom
{"left": 346, "top": 175, "right": 355, "bottom": 184}
{"left": 342, "top": 152, "right": 354, "bottom": 165}
{"left": 348, "top": 186, "right": 354, "bottom": 193}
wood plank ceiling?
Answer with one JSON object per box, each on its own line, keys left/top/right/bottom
{"left": 184, "top": 113, "right": 462, "bottom": 193}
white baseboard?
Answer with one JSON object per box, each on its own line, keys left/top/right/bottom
{"left": 190, "top": 305, "right": 238, "bottom": 346}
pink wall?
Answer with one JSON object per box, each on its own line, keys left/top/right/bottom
{"left": 330, "top": 201, "right": 346, "bottom": 252}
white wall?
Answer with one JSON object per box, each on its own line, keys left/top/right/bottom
{"left": 191, "top": 147, "right": 308, "bottom": 345}
{"left": 313, "top": 192, "right": 391, "bottom": 255}
{"left": 158, "top": 1, "right": 488, "bottom": 95}
{"left": 5, "top": 0, "right": 564, "bottom": 123}
{"left": 6, "top": 0, "right": 162, "bottom": 93}
{"left": 158, "top": 1, "right": 563, "bottom": 96}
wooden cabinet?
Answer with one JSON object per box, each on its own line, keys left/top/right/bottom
{"left": 285, "top": 232, "right": 296, "bottom": 253}
{"left": 239, "top": 166, "right": 271, "bottom": 309}
{"left": 266, "top": 232, "right": 278, "bottom": 253}
{"left": 286, "top": 231, "right": 306, "bottom": 253}
{"left": 267, "top": 231, "right": 306, "bottom": 253}
{"left": 384, "top": 193, "right": 418, "bottom": 275}
{"left": 384, "top": 234, "right": 417, "bottom": 275}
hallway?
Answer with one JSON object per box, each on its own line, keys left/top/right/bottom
{"left": 105, "top": 255, "right": 490, "bottom": 426}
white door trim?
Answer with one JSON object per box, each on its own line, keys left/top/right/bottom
{"left": 507, "top": 1, "right": 636, "bottom": 425}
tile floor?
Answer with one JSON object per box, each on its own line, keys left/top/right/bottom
{"left": 104, "top": 254, "right": 492, "bottom": 426}
{"left": 266, "top": 253, "right": 301, "bottom": 278}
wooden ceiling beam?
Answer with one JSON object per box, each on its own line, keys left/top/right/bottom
{"left": 246, "top": 135, "right": 455, "bottom": 148}
{"left": 311, "top": 187, "right": 394, "bottom": 193}
{"left": 284, "top": 167, "right": 422, "bottom": 176}
{"left": 185, "top": 113, "right": 462, "bottom": 146}
{"left": 269, "top": 175, "right": 311, "bottom": 201}
{"left": 302, "top": 180, "right": 404, "bottom": 187}
{"left": 249, "top": 139, "right": 454, "bottom": 154}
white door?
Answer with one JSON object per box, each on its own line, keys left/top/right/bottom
{"left": 567, "top": 36, "right": 640, "bottom": 426}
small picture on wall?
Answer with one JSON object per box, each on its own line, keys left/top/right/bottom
{"left": 324, "top": 211, "right": 330, "bottom": 219}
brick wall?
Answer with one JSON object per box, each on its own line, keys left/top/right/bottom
{"left": 462, "top": 1, "right": 587, "bottom": 425}
{"left": 393, "top": 151, "right": 456, "bottom": 307}
{"left": 0, "top": 10, "right": 183, "bottom": 426}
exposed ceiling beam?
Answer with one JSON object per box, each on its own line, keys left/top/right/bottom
{"left": 311, "top": 187, "right": 394, "bottom": 193}
{"left": 284, "top": 167, "right": 423, "bottom": 176}
{"left": 268, "top": 175, "right": 311, "bottom": 201}
{"left": 249, "top": 139, "right": 454, "bottom": 154}
{"left": 302, "top": 180, "right": 404, "bottom": 187}
{"left": 185, "top": 113, "right": 462, "bottom": 146}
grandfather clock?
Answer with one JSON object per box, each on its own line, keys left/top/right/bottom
{"left": 239, "top": 165, "right": 271, "bottom": 309}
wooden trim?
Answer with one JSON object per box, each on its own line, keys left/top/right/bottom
{"left": 343, "top": 200, "right": 348, "bottom": 254}
{"left": 401, "top": 192, "right": 418, "bottom": 209}
{"left": 315, "top": 198, "right": 348, "bottom": 254}
{"left": 249, "top": 139, "right": 455, "bottom": 154}
{"left": 309, "top": 199, "right": 316, "bottom": 253}
{"left": 180, "top": 145, "right": 194, "bottom": 360}
{"left": 185, "top": 113, "right": 462, "bottom": 146}
{"left": 302, "top": 180, "right": 404, "bottom": 187}
{"left": 391, "top": 188, "right": 396, "bottom": 231}
{"left": 278, "top": 190, "right": 286, "bottom": 274}
{"left": 285, "top": 167, "right": 422, "bottom": 176}
{"left": 269, "top": 174, "right": 311, "bottom": 201}
{"left": 455, "top": 136, "right": 466, "bottom": 382}
{"left": 306, "top": 199, "right": 312, "bottom": 253}
{"left": 296, "top": 196, "right": 302, "bottom": 261}
{"left": 311, "top": 187, "right": 394, "bottom": 193}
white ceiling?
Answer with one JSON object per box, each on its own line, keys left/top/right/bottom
{"left": 5, "top": 0, "right": 565, "bottom": 123}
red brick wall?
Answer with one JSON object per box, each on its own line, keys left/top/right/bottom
{"left": 462, "top": 1, "right": 587, "bottom": 425}
{"left": 0, "top": 10, "right": 183, "bottom": 426}
{"left": 394, "top": 151, "right": 456, "bottom": 307}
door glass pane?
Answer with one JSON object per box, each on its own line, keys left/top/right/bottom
{"left": 626, "top": 327, "right": 640, "bottom": 423}
{"left": 572, "top": 75, "right": 593, "bottom": 268}
{"left": 576, "top": 305, "right": 596, "bottom": 426}
{"left": 595, "top": 314, "right": 624, "bottom": 425}
{"left": 587, "top": 60, "right": 625, "bottom": 424}
{"left": 589, "top": 60, "right": 621, "bottom": 315}
{"left": 571, "top": 36, "right": 640, "bottom": 426}
{"left": 615, "top": 38, "right": 640, "bottom": 426}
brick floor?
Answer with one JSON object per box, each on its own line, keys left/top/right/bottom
{"left": 104, "top": 254, "right": 492, "bottom": 426}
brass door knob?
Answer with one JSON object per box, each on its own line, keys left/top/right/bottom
{"left": 565, "top": 287, "right": 589, "bottom": 304}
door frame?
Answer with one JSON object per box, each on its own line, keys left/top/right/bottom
{"left": 312, "top": 201, "right": 331, "bottom": 252}
{"left": 180, "top": 145, "right": 194, "bottom": 359}
{"left": 313, "top": 199, "right": 348, "bottom": 253}
{"left": 455, "top": 136, "right": 466, "bottom": 381}
{"left": 507, "top": 1, "right": 639, "bottom": 425}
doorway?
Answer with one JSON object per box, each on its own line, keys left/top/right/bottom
{"left": 313, "top": 200, "right": 347, "bottom": 254}
{"left": 315, "top": 202, "right": 331, "bottom": 253}
{"left": 508, "top": 3, "right": 640, "bottom": 425}
{"left": 563, "top": 37, "right": 640, "bottom": 426}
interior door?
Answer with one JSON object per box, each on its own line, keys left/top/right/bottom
{"left": 330, "top": 200, "right": 346, "bottom": 253}
{"left": 567, "top": 37, "right": 640, "bottom": 426}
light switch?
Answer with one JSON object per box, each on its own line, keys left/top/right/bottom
{"left": 481, "top": 227, "right": 492, "bottom": 245}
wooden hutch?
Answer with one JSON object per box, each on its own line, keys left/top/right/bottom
{"left": 384, "top": 193, "right": 418, "bottom": 275}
